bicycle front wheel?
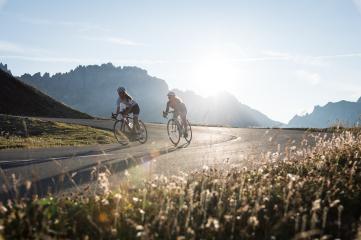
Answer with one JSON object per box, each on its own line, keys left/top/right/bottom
{"left": 137, "top": 120, "right": 148, "bottom": 144}
{"left": 167, "top": 119, "right": 181, "bottom": 146}
{"left": 184, "top": 120, "right": 192, "bottom": 143}
{"left": 113, "top": 120, "right": 129, "bottom": 145}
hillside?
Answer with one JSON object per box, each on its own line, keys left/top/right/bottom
{"left": 0, "top": 69, "right": 91, "bottom": 119}
{"left": 287, "top": 98, "right": 361, "bottom": 128}
{"left": 18, "top": 63, "right": 280, "bottom": 127}
{"left": 174, "top": 90, "right": 281, "bottom": 127}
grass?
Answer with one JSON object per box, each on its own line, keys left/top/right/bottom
{"left": 0, "top": 115, "right": 116, "bottom": 149}
{"left": 0, "top": 130, "right": 361, "bottom": 239}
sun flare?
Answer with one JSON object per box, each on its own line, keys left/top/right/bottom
{"left": 191, "top": 53, "right": 239, "bottom": 96}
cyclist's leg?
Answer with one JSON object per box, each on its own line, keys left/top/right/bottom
{"left": 180, "top": 113, "right": 187, "bottom": 129}
{"left": 121, "top": 107, "right": 131, "bottom": 131}
{"left": 179, "top": 104, "right": 188, "bottom": 129}
{"left": 131, "top": 104, "right": 140, "bottom": 133}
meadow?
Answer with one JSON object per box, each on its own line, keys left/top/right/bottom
{"left": 0, "top": 115, "right": 116, "bottom": 149}
{"left": 0, "top": 129, "right": 360, "bottom": 239}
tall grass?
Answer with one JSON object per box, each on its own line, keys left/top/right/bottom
{"left": 0, "top": 130, "right": 361, "bottom": 239}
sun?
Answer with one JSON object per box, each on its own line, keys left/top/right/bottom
{"left": 191, "top": 53, "right": 239, "bottom": 96}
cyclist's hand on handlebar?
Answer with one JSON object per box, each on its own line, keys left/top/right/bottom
{"left": 162, "top": 111, "right": 168, "bottom": 118}
{"left": 112, "top": 113, "right": 119, "bottom": 119}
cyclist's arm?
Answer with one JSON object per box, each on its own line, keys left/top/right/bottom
{"left": 115, "top": 97, "right": 121, "bottom": 114}
{"left": 123, "top": 100, "right": 137, "bottom": 116}
{"left": 165, "top": 101, "right": 170, "bottom": 113}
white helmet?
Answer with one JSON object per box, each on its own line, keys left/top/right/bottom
{"left": 167, "top": 91, "right": 176, "bottom": 97}
{"left": 117, "top": 86, "right": 125, "bottom": 93}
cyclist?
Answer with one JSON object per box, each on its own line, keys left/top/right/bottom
{"left": 114, "top": 87, "right": 140, "bottom": 136}
{"left": 163, "top": 91, "right": 188, "bottom": 137}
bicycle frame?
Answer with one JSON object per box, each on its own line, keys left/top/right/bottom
{"left": 167, "top": 111, "right": 184, "bottom": 130}
{"left": 167, "top": 111, "right": 180, "bottom": 121}
{"left": 112, "top": 112, "right": 148, "bottom": 144}
{"left": 114, "top": 113, "right": 134, "bottom": 132}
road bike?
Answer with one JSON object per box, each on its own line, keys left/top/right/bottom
{"left": 163, "top": 111, "right": 192, "bottom": 146}
{"left": 112, "top": 113, "right": 148, "bottom": 145}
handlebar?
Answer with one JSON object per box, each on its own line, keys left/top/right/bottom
{"left": 111, "top": 112, "right": 130, "bottom": 120}
{"left": 163, "top": 110, "right": 176, "bottom": 119}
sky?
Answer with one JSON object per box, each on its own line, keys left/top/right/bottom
{"left": 1, "top": 0, "right": 361, "bottom": 123}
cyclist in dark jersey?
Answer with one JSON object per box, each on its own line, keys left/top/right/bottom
{"left": 163, "top": 91, "right": 188, "bottom": 137}
{"left": 114, "top": 87, "right": 140, "bottom": 135}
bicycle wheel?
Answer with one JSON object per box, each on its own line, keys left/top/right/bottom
{"left": 113, "top": 120, "right": 129, "bottom": 145}
{"left": 137, "top": 120, "right": 148, "bottom": 144}
{"left": 184, "top": 120, "right": 192, "bottom": 143}
{"left": 167, "top": 119, "right": 181, "bottom": 146}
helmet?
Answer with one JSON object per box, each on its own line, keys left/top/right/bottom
{"left": 167, "top": 91, "right": 176, "bottom": 97}
{"left": 117, "top": 86, "right": 125, "bottom": 93}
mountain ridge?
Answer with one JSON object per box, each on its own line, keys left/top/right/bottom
{"left": 14, "top": 62, "right": 281, "bottom": 127}
{"left": 287, "top": 98, "right": 361, "bottom": 128}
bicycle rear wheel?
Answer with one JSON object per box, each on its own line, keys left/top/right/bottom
{"left": 167, "top": 119, "right": 181, "bottom": 146}
{"left": 113, "top": 120, "right": 129, "bottom": 145}
{"left": 137, "top": 120, "right": 148, "bottom": 144}
{"left": 184, "top": 120, "right": 192, "bottom": 143}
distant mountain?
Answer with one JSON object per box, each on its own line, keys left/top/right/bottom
{"left": 17, "top": 63, "right": 280, "bottom": 127}
{"left": 174, "top": 90, "right": 280, "bottom": 127}
{"left": 0, "top": 63, "right": 11, "bottom": 75}
{"left": 0, "top": 69, "right": 91, "bottom": 119}
{"left": 287, "top": 98, "right": 361, "bottom": 128}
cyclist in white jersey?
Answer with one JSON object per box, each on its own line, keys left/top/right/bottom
{"left": 114, "top": 87, "right": 140, "bottom": 134}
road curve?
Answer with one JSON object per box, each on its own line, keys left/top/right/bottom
{"left": 0, "top": 118, "right": 237, "bottom": 198}
{"left": 0, "top": 118, "right": 308, "bottom": 199}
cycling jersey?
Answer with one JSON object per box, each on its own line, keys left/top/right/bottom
{"left": 116, "top": 96, "right": 137, "bottom": 109}
{"left": 166, "top": 97, "right": 187, "bottom": 114}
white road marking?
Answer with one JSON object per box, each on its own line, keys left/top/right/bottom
{"left": 0, "top": 153, "right": 114, "bottom": 165}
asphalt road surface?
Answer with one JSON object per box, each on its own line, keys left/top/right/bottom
{"left": 0, "top": 118, "right": 309, "bottom": 199}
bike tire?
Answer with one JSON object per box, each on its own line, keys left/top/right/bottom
{"left": 137, "top": 120, "right": 148, "bottom": 144}
{"left": 167, "top": 119, "right": 181, "bottom": 146}
{"left": 113, "top": 120, "right": 129, "bottom": 145}
{"left": 184, "top": 120, "right": 192, "bottom": 143}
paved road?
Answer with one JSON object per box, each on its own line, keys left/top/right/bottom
{"left": 0, "top": 118, "right": 308, "bottom": 199}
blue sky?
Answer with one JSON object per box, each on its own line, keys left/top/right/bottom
{"left": 1, "top": 0, "right": 361, "bottom": 123}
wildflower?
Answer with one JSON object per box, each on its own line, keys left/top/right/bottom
{"left": 329, "top": 199, "right": 340, "bottom": 208}
{"left": 0, "top": 204, "right": 5, "bottom": 214}
{"left": 287, "top": 173, "right": 299, "bottom": 182}
{"left": 114, "top": 193, "right": 122, "bottom": 200}
{"left": 248, "top": 216, "right": 259, "bottom": 227}
{"left": 98, "top": 212, "right": 109, "bottom": 223}
{"left": 101, "top": 199, "right": 109, "bottom": 205}
{"left": 312, "top": 199, "right": 321, "bottom": 211}
{"left": 136, "top": 225, "right": 144, "bottom": 231}
{"left": 25, "top": 180, "right": 32, "bottom": 190}
{"left": 205, "top": 217, "right": 220, "bottom": 231}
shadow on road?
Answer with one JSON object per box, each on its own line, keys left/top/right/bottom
{"left": 0, "top": 143, "right": 188, "bottom": 201}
